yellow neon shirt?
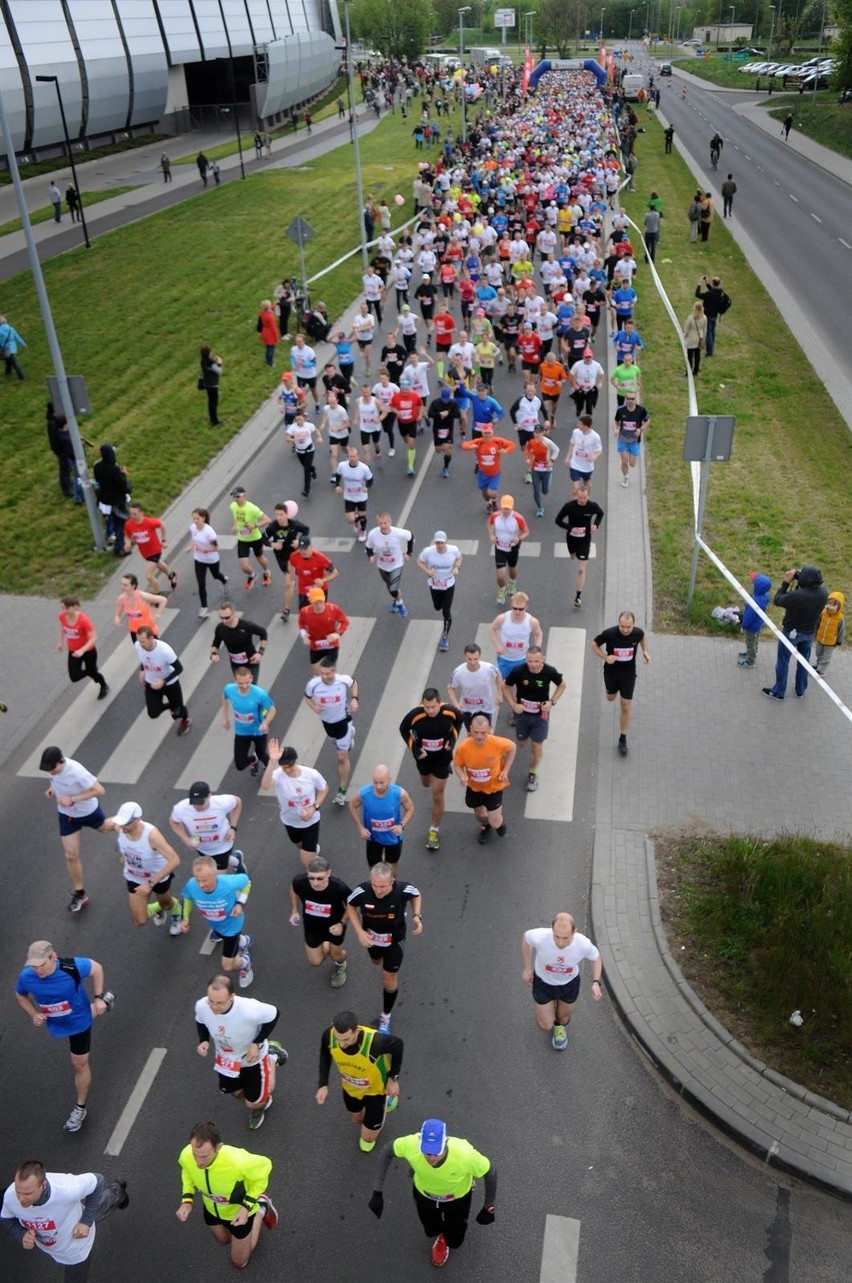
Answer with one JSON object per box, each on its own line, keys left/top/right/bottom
{"left": 393, "top": 1135, "right": 490, "bottom": 1200}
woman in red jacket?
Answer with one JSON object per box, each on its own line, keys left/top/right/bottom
{"left": 258, "top": 300, "right": 280, "bottom": 368}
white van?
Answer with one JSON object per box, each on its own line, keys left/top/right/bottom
{"left": 622, "top": 72, "right": 645, "bottom": 100}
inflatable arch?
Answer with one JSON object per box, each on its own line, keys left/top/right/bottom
{"left": 527, "top": 59, "right": 608, "bottom": 91}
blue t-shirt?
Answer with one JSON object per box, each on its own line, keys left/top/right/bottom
{"left": 181, "top": 872, "right": 250, "bottom": 937}
{"left": 360, "top": 784, "right": 403, "bottom": 847}
{"left": 16, "top": 957, "right": 93, "bottom": 1037}
{"left": 613, "top": 328, "right": 645, "bottom": 362}
{"left": 612, "top": 287, "right": 637, "bottom": 317}
{"left": 223, "top": 683, "right": 273, "bottom": 736}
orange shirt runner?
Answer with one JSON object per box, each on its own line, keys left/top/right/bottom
{"left": 461, "top": 435, "right": 515, "bottom": 478}
{"left": 454, "top": 735, "right": 514, "bottom": 793}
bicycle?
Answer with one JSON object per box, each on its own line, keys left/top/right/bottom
{"left": 710, "top": 147, "right": 720, "bottom": 171}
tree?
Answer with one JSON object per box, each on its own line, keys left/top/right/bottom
{"left": 538, "top": 0, "right": 583, "bottom": 56}
{"left": 351, "top": 0, "right": 435, "bottom": 61}
{"left": 831, "top": 0, "right": 852, "bottom": 88}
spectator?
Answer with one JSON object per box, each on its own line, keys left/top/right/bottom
{"left": 642, "top": 206, "right": 661, "bottom": 263}
{"left": 682, "top": 301, "right": 707, "bottom": 376}
{"left": 687, "top": 190, "right": 703, "bottom": 244}
{"left": 762, "top": 566, "right": 829, "bottom": 701}
{"left": 0, "top": 313, "right": 26, "bottom": 379}
{"left": 65, "top": 183, "right": 81, "bottom": 223}
{"left": 199, "top": 345, "right": 222, "bottom": 425}
{"left": 160, "top": 153, "right": 172, "bottom": 182}
{"left": 737, "top": 572, "right": 772, "bottom": 668}
{"left": 698, "top": 191, "right": 714, "bottom": 242}
{"left": 48, "top": 181, "right": 62, "bottom": 222}
{"left": 196, "top": 152, "right": 209, "bottom": 186}
{"left": 814, "top": 592, "right": 845, "bottom": 677}
{"left": 694, "top": 275, "right": 728, "bottom": 357}
{"left": 46, "top": 402, "right": 79, "bottom": 499}
{"left": 257, "top": 301, "right": 280, "bottom": 368}
{"left": 721, "top": 173, "right": 737, "bottom": 218}
{"left": 94, "top": 444, "right": 131, "bottom": 554}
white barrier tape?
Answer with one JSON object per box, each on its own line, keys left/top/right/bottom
{"left": 306, "top": 211, "right": 422, "bottom": 286}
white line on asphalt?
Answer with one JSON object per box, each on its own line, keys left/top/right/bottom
{"left": 540, "top": 1215, "right": 581, "bottom": 1283}
{"left": 199, "top": 933, "right": 220, "bottom": 956}
{"left": 789, "top": 194, "right": 799, "bottom": 202}
{"left": 810, "top": 213, "right": 822, "bottom": 223}
{"left": 104, "top": 1047, "right": 167, "bottom": 1156}
{"left": 839, "top": 238, "right": 851, "bottom": 249}
{"left": 744, "top": 154, "right": 751, "bottom": 161}
{"left": 519, "top": 542, "right": 542, "bottom": 557}
{"left": 396, "top": 444, "right": 436, "bottom": 529}
{"left": 17, "top": 610, "right": 180, "bottom": 778}
{"left": 524, "top": 627, "right": 585, "bottom": 823}
{"left": 554, "top": 543, "right": 597, "bottom": 559}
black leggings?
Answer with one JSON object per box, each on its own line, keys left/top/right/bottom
{"left": 429, "top": 585, "right": 454, "bottom": 631}
{"left": 144, "top": 681, "right": 187, "bottom": 720}
{"left": 205, "top": 386, "right": 219, "bottom": 425}
{"left": 194, "top": 559, "right": 228, "bottom": 608}
{"left": 234, "top": 734, "right": 269, "bottom": 770}
{"left": 296, "top": 449, "right": 316, "bottom": 495}
{"left": 687, "top": 347, "right": 702, "bottom": 376}
{"left": 68, "top": 650, "right": 106, "bottom": 688}
{"left": 572, "top": 388, "right": 598, "bottom": 416}
{"left": 413, "top": 1187, "right": 473, "bottom": 1250}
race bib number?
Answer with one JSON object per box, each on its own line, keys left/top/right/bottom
{"left": 614, "top": 647, "right": 635, "bottom": 661}
{"left": 421, "top": 738, "right": 444, "bottom": 751}
{"left": 341, "top": 1072, "right": 370, "bottom": 1088}
{"left": 569, "top": 527, "right": 587, "bottom": 538}
{"left": 305, "top": 900, "right": 332, "bottom": 918}
{"left": 545, "top": 962, "right": 575, "bottom": 976}
{"left": 520, "top": 697, "right": 541, "bottom": 712}
{"left": 468, "top": 766, "right": 491, "bottom": 783}
{"left": 215, "top": 1052, "right": 241, "bottom": 1077}
{"left": 366, "top": 930, "right": 392, "bottom": 947}
{"left": 39, "top": 1001, "right": 72, "bottom": 1016}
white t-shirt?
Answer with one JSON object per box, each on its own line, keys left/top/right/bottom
{"left": 194, "top": 994, "right": 278, "bottom": 1076}
{"left": 272, "top": 765, "right": 327, "bottom": 828}
{"left": 118, "top": 821, "right": 168, "bottom": 883}
{"left": 286, "top": 422, "right": 318, "bottom": 453}
{"left": 322, "top": 405, "right": 350, "bottom": 440}
{"left": 489, "top": 511, "right": 528, "bottom": 552}
{"left": 363, "top": 272, "right": 383, "bottom": 301}
{"left": 450, "top": 661, "right": 499, "bottom": 714}
{"left": 49, "top": 759, "right": 99, "bottom": 818}
{"left": 188, "top": 522, "right": 220, "bottom": 564}
{"left": 405, "top": 360, "right": 431, "bottom": 400}
{"left": 352, "top": 312, "right": 376, "bottom": 342}
{"left": 305, "top": 674, "right": 354, "bottom": 721}
{"left": 356, "top": 398, "right": 382, "bottom": 432}
{"left": 513, "top": 395, "right": 542, "bottom": 433}
{"left": 448, "top": 341, "right": 475, "bottom": 371}
{"left": 570, "top": 359, "right": 603, "bottom": 392}
{"left": 170, "top": 795, "right": 237, "bottom": 856}
{"left": 569, "top": 427, "right": 603, "bottom": 472}
{"left": 398, "top": 311, "right": 418, "bottom": 336}
{"left": 524, "top": 927, "right": 600, "bottom": 983}
{"left": 2, "top": 1172, "right": 98, "bottom": 1265}
{"left": 420, "top": 545, "right": 461, "bottom": 590}
{"left": 134, "top": 639, "right": 179, "bottom": 686}
{"left": 336, "top": 460, "right": 373, "bottom": 502}
{"left": 372, "top": 381, "right": 399, "bottom": 414}
{"left": 365, "top": 526, "right": 411, "bottom": 572}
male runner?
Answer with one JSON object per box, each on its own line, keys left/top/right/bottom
{"left": 289, "top": 855, "right": 351, "bottom": 987}
{"left": 346, "top": 863, "right": 422, "bottom": 1032}
{"left": 316, "top": 1010, "right": 404, "bottom": 1152}
{"left": 39, "top": 745, "right": 108, "bottom": 913}
{"left": 304, "top": 659, "right": 358, "bottom": 806}
{"left": 194, "top": 974, "right": 287, "bottom": 1129}
{"left": 399, "top": 690, "right": 460, "bottom": 850}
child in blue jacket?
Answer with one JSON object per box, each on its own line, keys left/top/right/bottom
{"left": 738, "top": 572, "right": 771, "bottom": 667}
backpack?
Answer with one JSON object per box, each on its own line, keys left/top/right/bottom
{"left": 717, "top": 291, "right": 732, "bottom": 315}
{"left": 688, "top": 203, "right": 700, "bottom": 223}
{"left": 58, "top": 957, "right": 83, "bottom": 988}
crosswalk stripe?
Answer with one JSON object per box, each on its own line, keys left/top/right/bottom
{"left": 256, "top": 615, "right": 377, "bottom": 795}
{"left": 554, "top": 541, "right": 597, "bottom": 559}
{"left": 524, "top": 627, "right": 585, "bottom": 822}
{"left": 519, "top": 541, "right": 542, "bottom": 557}
{"left": 17, "top": 609, "right": 181, "bottom": 779}
{"left": 346, "top": 620, "right": 445, "bottom": 786}
{"left": 540, "top": 1215, "right": 581, "bottom": 1283}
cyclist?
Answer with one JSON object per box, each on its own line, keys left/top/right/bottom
{"left": 710, "top": 132, "right": 723, "bottom": 169}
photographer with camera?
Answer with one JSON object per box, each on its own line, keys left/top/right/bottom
{"left": 762, "top": 566, "right": 828, "bottom": 702}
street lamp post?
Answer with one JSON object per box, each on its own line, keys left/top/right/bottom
{"left": 0, "top": 87, "right": 105, "bottom": 550}
{"left": 767, "top": 4, "right": 776, "bottom": 57}
{"left": 524, "top": 10, "right": 535, "bottom": 49}
{"left": 729, "top": 5, "right": 736, "bottom": 45}
{"left": 628, "top": 8, "right": 635, "bottom": 41}
{"left": 600, "top": 7, "right": 606, "bottom": 41}
{"left": 34, "top": 76, "right": 91, "bottom": 249}
{"left": 458, "top": 7, "right": 471, "bottom": 144}
{"left": 215, "top": 0, "right": 245, "bottom": 178}
{"left": 343, "top": 0, "right": 368, "bottom": 269}
{"left": 812, "top": 0, "right": 827, "bottom": 102}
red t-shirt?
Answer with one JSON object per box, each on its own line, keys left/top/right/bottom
{"left": 293, "top": 550, "right": 333, "bottom": 597}
{"left": 390, "top": 390, "right": 423, "bottom": 425}
{"left": 434, "top": 313, "right": 456, "bottom": 346}
{"left": 298, "top": 602, "right": 350, "bottom": 648}
{"left": 58, "top": 610, "right": 95, "bottom": 652}
{"left": 518, "top": 332, "right": 542, "bottom": 365}
{"left": 126, "top": 515, "right": 164, "bottom": 558}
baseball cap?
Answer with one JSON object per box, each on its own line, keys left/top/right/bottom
{"left": 307, "top": 586, "right": 325, "bottom": 603}
{"left": 25, "top": 940, "right": 54, "bottom": 967}
{"left": 298, "top": 534, "right": 312, "bottom": 548}
{"left": 39, "top": 746, "right": 64, "bottom": 771}
{"left": 500, "top": 494, "right": 514, "bottom": 508}
{"left": 400, "top": 376, "right": 412, "bottom": 387}
{"left": 230, "top": 486, "right": 246, "bottom": 498}
{"left": 419, "top": 1118, "right": 448, "bottom": 1156}
{"left": 113, "top": 801, "right": 142, "bottom": 826}
{"left": 440, "top": 386, "right": 452, "bottom": 401}
{"left": 189, "top": 781, "right": 210, "bottom": 802}
{"left": 583, "top": 347, "right": 593, "bottom": 357}
{"left": 279, "top": 746, "right": 299, "bottom": 765}
{"left": 433, "top": 530, "right": 448, "bottom": 543}
{"left": 281, "top": 371, "right": 293, "bottom": 382}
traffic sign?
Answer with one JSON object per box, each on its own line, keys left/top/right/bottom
{"left": 286, "top": 216, "right": 316, "bottom": 248}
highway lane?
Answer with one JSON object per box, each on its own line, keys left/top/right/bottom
{"left": 1, "top": 308, "right": 849, "bottom": 1279}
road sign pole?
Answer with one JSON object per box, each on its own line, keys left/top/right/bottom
{"left": 297, "top": 230, "right": 307, "bottom": 297}
{"left": 686, "top": 415, "right": 716, "bottom": 613}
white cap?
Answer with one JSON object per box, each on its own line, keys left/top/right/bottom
{"left": 113, "top": 801, "right": 142, "bottom": 827}
{"left": 433, "top": 530, "right": 448, "bottom": 543}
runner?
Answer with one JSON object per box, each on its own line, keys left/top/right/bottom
{"left": 389, "top": 375, "right": 424, "bottom": 477}
{"left": 113, "top": 572, "right": 165, "bottom": 642}
{"left": 39, "top": 746, "right": 108, "bottom": 912}
{"left": 170, "top": 782, "right": 247, "bottom": 874}
{"left": 368, "top": 1119, "right": 496, "bottom": 1269}
{"left": 591, "top": 611, "right": 651, "bottom": 756}
{"left": 426, "top": 385, "right": 462, "bottom": 478}
{"left": 417, "top": 531, "right": 463, "bottom": 652}
{"left": 221, "top": 668, "right": 276, "bottom": 778}
{"left": 569, "top": 346, "right": 605, "bottom": 418}
{"left": 346, "top": 862, "right": 422, "bottom": 1032}
{"left": 488, "top": 494, "right": 529, "bottom": 602}
{"left": 613, "top": 393, "right": 650, "bottom": 489}
{"left": 522, "top": 911, "right": 602, "bottom": 1050}
{"left": 261, "top": 740, "right": 328, "bottom": 868}
{"left": 321, "top": 390, "right": 352, "bottom": 480}
{"left": 554, "top": 485, "right": 605, "bottom": 608}
{"left": 399, "top": 690, "right": 461, "bottom": 850}
{"left": 365, "top": 511, "right": 413, "bottom": 619}
{"left": 565, "top": 413, "right": 603, "bottom": 496}
{"left": 102, "top": 800, "right": 183, "bottom": 933}
{"left": 2, "top": 1161, "right": 128, "bottom": 1275}
{"left": 291, "top": 332, "right": 320, "bottom": 406}
{"left": 133, "top": 626, "right": 192, "bottom": 735}
{"left": 179, "top": 857, "right": 254, "bottom": 986}
{"left": 524, "top": 424, "right": 560, "bottom": 518}
{"left": 229, "top": 486, "right": 272, "bottom": 590}
{"left": 489, "top": 592, "right": 543, "bottom": 695}
{"left": 538, "top": 349, "right": 569, "bottom": 421}
{"left": 353, "top": 384, "right": 384, "bottom": 466}
{"left": 453, "top": 714, "right": 516, "bottom": 843}
{"left": 56, "top": 595, "right": 109, "bottom": 699}
{"left": 289, "top": 855, "right": 351, "bottom": 987}
{"left": 298, "top": 587, "right": 350, "bottom": 672}
{"left": 185, "top": 508, "right": 228, "bottom": 618}
{"left": 503, "top": 647, "right": 567, "bottom": 792}
{"left": 263, "top": 500, "right": 309, "bottom": 622}
{"left": 15, "top": 941, "right": 112, "bottom": 1133}
{"left": 316, "top": 1010, "right": 404, "bottom": 1152}
{"left": 292, "top": 533, "right": 338, "bottom": 608}
{"left": 335, "top": 445, "right": 374, "bottom": 540}
{"left": 461, "top": 424, "right": 516, "bottom": 515}
{"left": 304, "top": 659, "right": 358, "bottom": 806}
{"left": 194, "top": 974, "right": 287, "bottom": 1129}
{"left": 285, "top": 409, "right": 322, "bottom": 498}
{"left": 349, "top": 766, "right": 415, "bottom": 869}
{"left": 209, "top": 601, "right": 268, "bottom": 682}
{"left": 176, "top": 1121, "right": 277, "bottom": 1269}
{"left": 447, "top": 643, "right": 504, "bottom": 729}
{"left": 124, "top": 501, "right": 177, "bottom": 594}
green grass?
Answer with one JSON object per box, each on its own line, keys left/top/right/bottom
{"left": 0, "top": 134, "right": 167, "bottom": 185}
{"left": 766, "top": 99, "right": 852, "bottom": 160}
{"left": 620, "top": 110, "right": 852, "bottom": 630}
{"left": 0, "top": 107, "right": 447, "bottom": 597}
{"left": 0, "top": 188, "right": 136, "bottom": 238}
{"left": 658, "top": 833, "right": 852, "bottom": 1108}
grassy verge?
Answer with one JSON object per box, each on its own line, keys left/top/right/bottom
{"left": 0, "top": 134, "right": 167, "bottom": 185}
{"left": 656, "top": 832, "right": 852, "bottom": 1109}
{"left": 0, "top": 107, "right": 446, "bottom": 596}
{"left": 766, "top": 99, "right": 852, "bottom": 160}
{"left": 0, "top": 188, "right": 136, "bottom": 238}
{"left": 620, "top": 109, "right": 852, "bottom": 631}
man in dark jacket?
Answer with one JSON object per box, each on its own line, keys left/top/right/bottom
{"left": 763, "top": 565, "right": 828, "bottom": 701}
{"left": 93, "top": 444, "right": 131, "bottom": 555}
{"left": 46, "top": 403, "right": 78, "bottom": 499}
{"left": 695, "top": 275, "right": 727, "bottom": 356}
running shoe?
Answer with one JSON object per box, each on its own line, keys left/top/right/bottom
{"left": 177, "top": 717, "right": 192, "bottom": 736}
{"left": 357, "top": 530, "right": 367, "bottom": 542}
{"left": 359, "top": 1137, "right": 376, "bottom": 1153}
{"left": 151, "top": 908, "right": 167, "bottom": 927}
{"left": 431, "top": 1234, "right": 450, "bottom": 1268}
{"left": 574, "top": 593, "right": 582, "bottom": 609}
{"left": 280, "top": 609, "right": 290, "bottom": 622}
{"left": 198, "top": 606, "right": 209, "bottom": 618}
{"left": 97, "top": 683, "right": 110, "bottom": 700}
{"left": 478, "top": 826, "right": 491, "bottom": 845}
{"left": 239, "top": 959, "right": 254, "bottom": 988}
{"left": 552, "top": 1023, "right": 569, "bottom": 1052}
{"left": 426, "top": 828, "right": 440, "bottom": 851}
{"left": 250, "top": 757, "right": 261, "bottom": 778}
{"left": 377, "top": 1013, "right": 392, "bottom": 1034}
{"left": 389, "top": 600, "right": 400, "bottom": 614}
{"left": 115, "top": 1180, "right": 130, "bottom": 1209}
{"left": 737, "top": 657, "right": 755, "bottom": 667}
{"left": 385, "top": 1094, "right": 399, "bottom": 1113}
{"left": 239, "top": 934, "right": 254, "bottom": 952}
{"left": 248, "top": 1098, "right": 273, "bottom": 1130}
{"left": 244, "top": 571, "right": 257, "bottom": 590}
{"left": 168, "top": 570, "right": 179, "bottom": 590}
{"left": 169, "top": 908, "right": 183, "bottom": 936}
{"left": 396, "top": 601, "right": 409, "bottom": 619}
{"left": 333, "top": 787, "right": 348, "bottom": 807}
{"left": 388, "top": 448, "right": 396, "bottom": 457}
{"left": 536, "top": 507, "right": 544, "bottom": 517}
{"left": 621, "top": 476, "right": 629, "bottom": 488}
{"left": 63, "top": 1104, "right": 87, "bottom": 1133}
{"left": 496, "top": 584, "right": 507, "bottom": 604}
{"left": 524, "top": 471, "right": 532, "bottom": 484}
{"left": 262, "top": 571, "right": 271, "bottom": 587}
{"left": 438, "top": 633, "right": 449, "bottom": 653}
{"left": 526, "top": 773, "right": 539, "bottom": 793}
{"left": 68, "top": 890, "right": 89, "bottom": 913}
{"left": 331, "top": 961, "right": 348, "bottom": 988}
{"left": 618, "top": 735, "right": 628, "bottom": 756}
{"left": 496, "top": 823, "right": 507, "bottom": 837}
{"left": 260, "top": 1195, "right": 279, "bottom": 1230}
{"left": 267, "top": 1041, "right": 288, "bottom": 1066}
{"left": 406, "top": 467, "right": 415, "bottom": 477}
{"left": 441, "top": 466, "right": 449, "bottom": 478}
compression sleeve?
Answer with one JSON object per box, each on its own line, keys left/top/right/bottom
{"left": 371, "top": 1143, "right": 396, "bottom": 1193}
{"left": 79, "top": 1174, "right": 105, "bottom": 1226}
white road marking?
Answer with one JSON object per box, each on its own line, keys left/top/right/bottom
{"left": 554, "top": 542, "right": 597, "bottom": 559}
{"left": 744, "top": 154, "right": 751, "bottom": 161}
{"left": 18, "top": 610, "right": 180, "bottom": 778}
{"left": 839, "top": 238, "right": 851, "bottom": 250}
{"left": 518, "top": 541, "right": 542, "bottom": 558}
{"left": 540, "top": 1214, "right": 581, "bottom": 1283}
{"left": 789, "top": 193, "right": 799, "bottom": 202}
{"left": 810, "top": 213, "right": 822, "bottom": 224}
{"left": 216, "top": 534, "right": 357, "bottom": 553}
{"left": 524, "top": 627, "right": 586, "bottom": 823}
{"left": 104, "top": 1047, "right": 167, "bottom": 1156}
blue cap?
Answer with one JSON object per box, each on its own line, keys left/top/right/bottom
{"left": 419, "top": 1118, "right": 447, "bottom": 1155}
{"left": 440, "top": 386, "right": 452, "bottom": 401}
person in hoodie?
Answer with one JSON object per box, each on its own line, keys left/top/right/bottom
{"left": 93, "top": 444, "right": 131, "bottom": 557}
{"left": 737, "top": 572, "right": 771, "bottom": 668}
{"left": 762, "top": 565, "right": 828, "bottom": 701}
{"left": 814, "top": 592, "right": 845, "bottom": 677}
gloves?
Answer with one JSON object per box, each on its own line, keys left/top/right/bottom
{"left": 476, "top": 1206, "right": 495, "bottom": 1225}
{"left": 368, "top": 1192, "right": 384, "bottom": 1219}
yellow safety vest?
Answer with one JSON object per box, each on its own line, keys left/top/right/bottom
{"left": 330, "top": 1026, "right": 389, "bottom": 1099}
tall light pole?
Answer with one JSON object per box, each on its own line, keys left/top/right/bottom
{"left": 0, "top": 87, "right": 105, "bottom": 549}
{"left": 600, "top": 7, "right": 606, "bottom": 41}
{"left": 628, "top": 8, "right": 635, "bottom": 40}
{"left": 729, "top": 4, "right": 736, "bottom": 44}
{"left": 215, "top": 0, "right": 245, "bottom": 178}
{"left": 812, "top": 0, "right": 827, "bottom": 102}
{"left": 35, "top": 76, "right": 91, "bottom": 249}
{"left": 343, "top": 0, "right": 368, "bottom": 268}
{"left": 767, "top": 3, "right": 776, "bottom": 55}
{"left": 458, "top": 7, "right": 471, "bottom": 143}
{"left": 524, "top": 10, "right": 535, "bottom": 49}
